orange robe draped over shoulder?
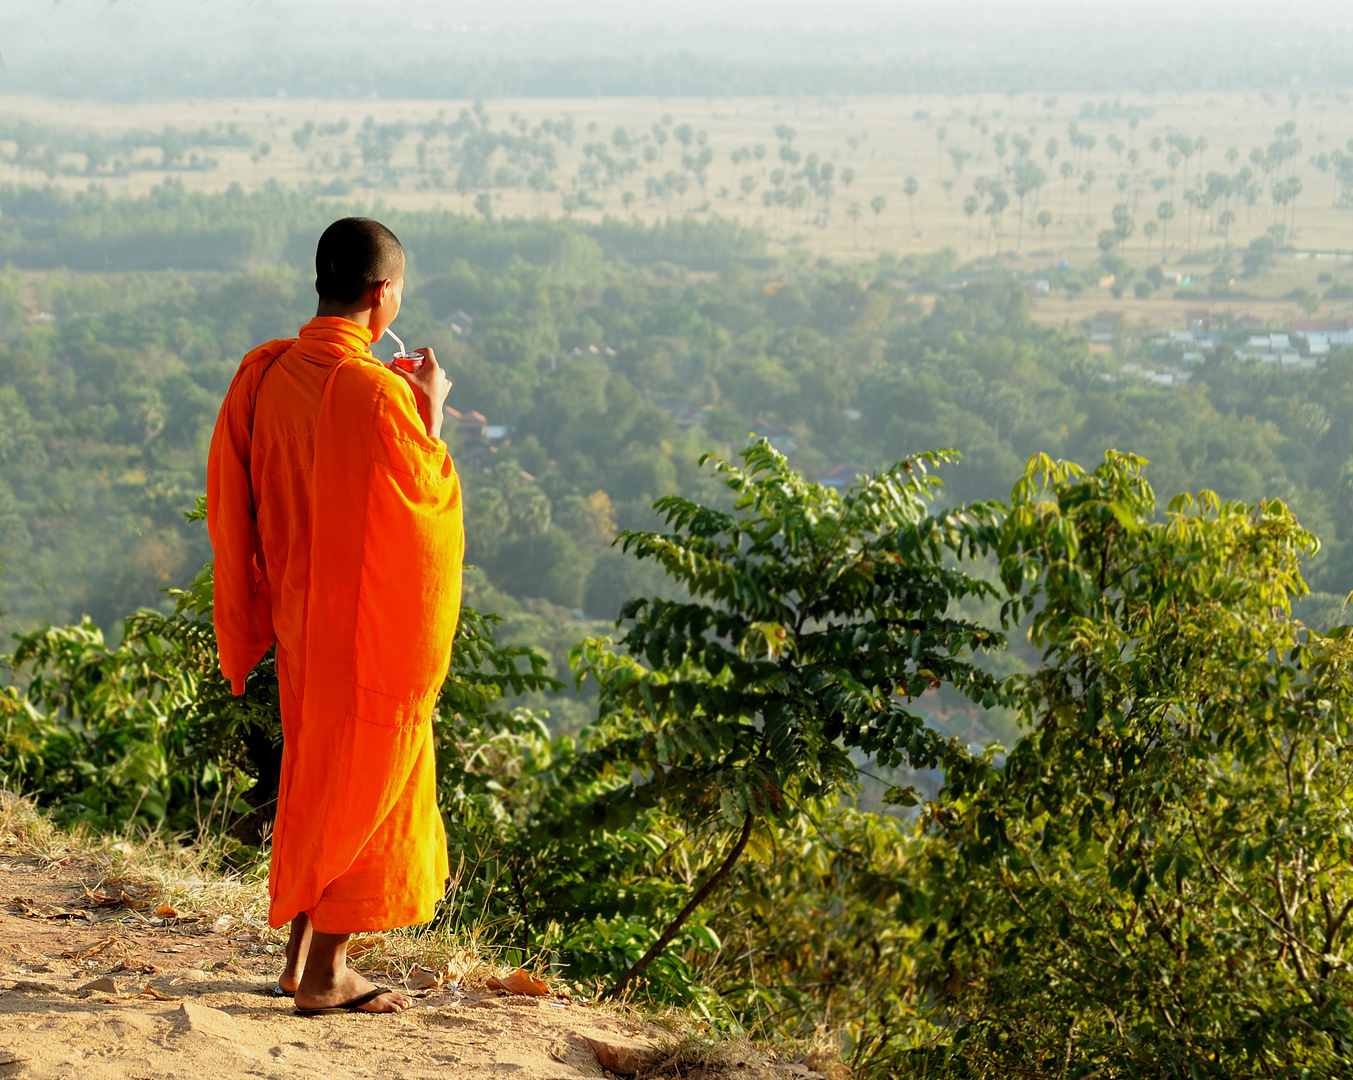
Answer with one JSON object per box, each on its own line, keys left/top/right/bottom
{"left": 206, "top": 317, "right": 461, "bottom": 934}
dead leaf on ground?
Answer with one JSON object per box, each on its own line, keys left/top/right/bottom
{"left": 405, "top": 966, "right": 445, "bottom": 992}
{"left": 80, "top": 885, "right": 151, "bottom": 911}
{"left": 155, "top": 904, "right": 178, "bottom": 919}
{"left": 61, "top": 936, "right": 119, "bottom": 960}
{"left": 10, "top": 897, "right": 93, "bottom": 921}
{"left": 135, "top": 985, "right": 180, "bottom": 1001}
{"left": 211, "top": 915, "right": 235, "bottom": 934}
{"left": 156, "top": 943, "right": 192, "bottom": 953}
{"left": 110, "top": 960, "right": 162, "bottom": 974}
{"left": 485, "top": 967, "right": 549, "bottom": 996}
{"left": 346, "top": 935, "right": 383, "bottom": 958}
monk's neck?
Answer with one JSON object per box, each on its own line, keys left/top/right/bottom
{"left": 316, "top": 303, "right": 377, "bottom": 328}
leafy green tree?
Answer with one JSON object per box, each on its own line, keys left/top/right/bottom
{"left": 570, "top": 440, "right": 1007, "bottom": 997}
{"left": 896, "top": 452, "right": 1353, "bottom": 1078}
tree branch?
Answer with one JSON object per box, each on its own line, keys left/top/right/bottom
{"left": 604, "top": 809, "right": 755, "bottom": 1001}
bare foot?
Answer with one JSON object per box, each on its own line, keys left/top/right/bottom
{"left": 279, "top": 913, "right": 311, "bottom": 994}
{"left": 294, "top": 969, "right": 413, "bottom": 1014}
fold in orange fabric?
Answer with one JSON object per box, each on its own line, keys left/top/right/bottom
{"left": 207, "top": 316, "right": 462, "bottom": 933}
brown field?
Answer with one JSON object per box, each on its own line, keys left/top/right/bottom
{"left": 4, "top": 90, "right": 1353, "bottom": 327}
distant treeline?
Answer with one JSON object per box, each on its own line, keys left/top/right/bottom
{"left": 0, "top": 183, "right": 769, "bottom": 275}
{"left": 10, "top": 48, "right": 1353, "bottom": 101}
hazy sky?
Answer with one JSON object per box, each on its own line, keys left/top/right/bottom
{"left": 4, "top": 0, "right": 1351, "bottom": 97}
{"left": 11, "top": 0, "right": 1352, "bottom": 39}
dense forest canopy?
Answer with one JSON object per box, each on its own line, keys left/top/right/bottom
{"left": 2, "top": 182, "right": 1351, "bottom": 662}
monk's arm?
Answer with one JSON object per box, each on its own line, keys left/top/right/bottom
{"left": 391, "top": 347, "right": 451, "bottom": 441}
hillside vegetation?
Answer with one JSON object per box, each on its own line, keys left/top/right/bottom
{"left": 1, "top": 184, "right": 1350, "bottom": 645}
{"left": 5, "top": 187, "right": 1353, "bottom": 1075}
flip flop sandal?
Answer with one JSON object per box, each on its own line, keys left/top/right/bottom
{"left": 295, "top": 987, "right": 395, "bottom": 1017}
{"left": 269, "top": 984, "right": 294, "bottom": 998}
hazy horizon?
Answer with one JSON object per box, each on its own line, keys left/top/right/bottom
{"left": 5, "top": 0, "right": 1353, "bottom": 99}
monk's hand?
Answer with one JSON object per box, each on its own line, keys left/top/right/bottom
{"left": 391, "top": 347, "right": 451, "bottom": 440}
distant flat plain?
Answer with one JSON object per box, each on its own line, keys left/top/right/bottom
{"left": 4, "top": 90, "right": 1353, "bottom": 330}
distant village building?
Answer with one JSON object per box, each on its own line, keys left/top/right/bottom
{"left": 1088, "top": 311, "right": 1122, "bottom": 344}
{"left": 439, "top": 310, "right": 474, "bottom": 335}
{"left": 657, "top": 400, "right": 708, "bottom": 430}
{"left": 752, "top": 422, "right": 797, "bottom": 456}
{"left": 820, "top": 463, "right": 866, "bottom": 491}
{"left": 1286, "top": 317, "right": 1353, "bottom": 355}
{"left": 444, "top": 406, "right": 510, "bottom": 443}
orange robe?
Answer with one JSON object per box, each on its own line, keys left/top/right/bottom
{"left": 207, "top": 316, "right": 462, "bottom": 934}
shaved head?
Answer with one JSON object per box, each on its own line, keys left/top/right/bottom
{"left": 315, "top": 217, "right": 404, "bottom": 305}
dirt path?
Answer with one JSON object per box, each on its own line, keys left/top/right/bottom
{"left": 0, "top": 856, "right": 715, "bottom": 1080}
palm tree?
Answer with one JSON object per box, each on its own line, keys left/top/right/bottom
{"left": 1036, "top": 208, "right": 1052, "bottom": 246}
{"left": 1157, "top": 200, "right": 1175, "bottom": 256}
{"left": 903, "top": 177, "right": 919, "bottom": 234}
{"left": 1013, "top": 161, "right": 1045, "bottom": 250}
{"left": 869, "top": 193, "right": 886, "bottom": 249}
{"left": 1167, "top": 149, "right": 1182, "bottom": 190}
{"left": 1143, "top": 219, "right": 1158, "bottom": 262}
{"left": 1218, "top": 209, "right": 1236, "bottom": 246}
{"left": 1195, "top": 135, "right": 1209, "bottom": 183}
{"left": 846, "top": 201, "right": 862, "bottom": 247}
{"left": 1081, "top": 168, "right": 1097, "bottom": 221}
{"left": 1059, "top": 160, "right": 1074, "bottom": 222}
{"left": 986, "top": 184, "right": 1010, "bottom": 253}
{"left": 963, "top": 195, "right": 980, "bottom": 252}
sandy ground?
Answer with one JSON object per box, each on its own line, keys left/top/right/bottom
{"left": 0, "top": 855, "right": 764, "bottom": 1080}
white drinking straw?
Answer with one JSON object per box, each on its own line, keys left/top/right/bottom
{"left": 383, "top": 326, "right": 408, "bottom": 355}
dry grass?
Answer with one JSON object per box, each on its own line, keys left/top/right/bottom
{"left": 630, "top": 1024, "right": 847, "bottom": 1080}
{"left": 1, "top": 791, "right": 558, "bottom": 993}
{"left": 0, "top": 787, "right": 272, "bottom": 929}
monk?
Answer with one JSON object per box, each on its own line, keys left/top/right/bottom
{"left": 207, "top": 217, "right": 462, "bottom": 1015}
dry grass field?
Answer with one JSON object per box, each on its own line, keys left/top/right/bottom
{"left": 5, "top": 89, "right": 1353, "bottom": 329}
